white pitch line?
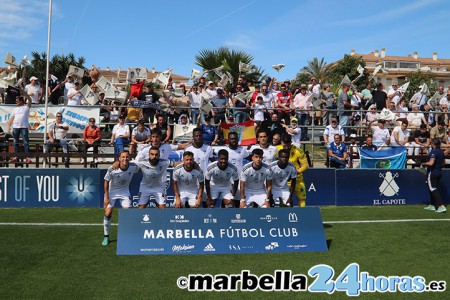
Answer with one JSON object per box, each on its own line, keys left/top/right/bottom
{"left": 0, "top": 219, "right": 449, "bottom": 226}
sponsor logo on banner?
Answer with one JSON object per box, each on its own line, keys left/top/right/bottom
{"left": 260, "top": 215, "right": 278, "bottom": 222}
{"left": 288, "top": 213, "right": 298, "bottom": 223}
{"left": 140, "top": 248, "right": 165, "bottom": 252}
{"left": 203, "top": 243, "right": 216, "bottom": 252}
{"left": 265, "top": 242, "right": 279, "bottom": 250}
{"left": 141, "top": 214, "right": 151, "bottom": 224}
{"left": 228, "top": 244, "right": 241, "bottom": 251}
{"left": 287, "top": 244, "right": 307, "bottom": 249}
{"left": 67, "top": 174, "right": 96, "bottom": 205}
{"left": 170, "top": 214, "right": 189, "bottom": 223}
{"left": 373, "top": 171, "right": 406, "bottom": 205}
{"left": 172, "top": 244, "right": 195, "bottom": 253}
{"left": 231, "top": 214, "right": 246, "bottom": 224}
{"left": 203, "top": 214, "right": 218, "bottom": 224}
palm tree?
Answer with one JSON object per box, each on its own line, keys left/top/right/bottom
{"left": 300, "top": 57, "right": 330, "bottom": 84}
{"left": 195, "top": 46, "right": 265, "bottom": 86}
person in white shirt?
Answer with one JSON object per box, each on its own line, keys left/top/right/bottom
{"left": 67, "top": 82, "right": 84, "bottom": 105}
{"left": 7, "top": 91, "right": 32, "bottom": 163}
{"left": 184, "top": 128, "right": 214, "bottom": 171}
{"left": 249, "top": 130, "right": 278, "bottom": 164}
{"left": 240, "top": 148, "right": 272, "bottom": 208}
{"left": 188, "top": 85, "right": 203, "bottom": 123}
{"left": 390, "top": 121, "right": 410, "bottom": 147}
{"left": 388, "top": 82, "right": 402, "bottom": 106}
{"left": 63, "top": 75, "right": 75, "bottom": 101}
{"left": 282, "top": 117, "right": 301, "bottom": 148}
{"left": 323, "top": 118, "right": 345, "bottom": 145}
{"left": 372, "top": 120, "right": 390, "bottom": 147}
{"left": 110, "top": 114, "right": 130, "bottom": 154}
{"left": 136, "top": 128, "right": 189, "bottom": 161}
{"left": 253, "top": 96, "right": 266, "bottom": 126}
{"left": 44, "top": 112, "right": 69, "bottom": 164}
{"left": 173, "top": 151, "right": 204, "bottom": 208}
{"left": 134, "top": 147, "right": 170, "bottom": 209}
{"left": 24, "top": 76, "right": 42, "bottom": 104}
{"left": 409, "top": 87, "right": 427, "bottom": 109}
{"left": 269, "top": 149, "right": 297, "bottom": 207}
{"left": 102, "top": 150, "right": 140, "bottom": 246}
{"left": 407, "top": 104, "right": 427, "bottom": 129}
{"left": 205, "top": 149, "right": 239, "bottom": 208}
{"left": 130, "top": 119, "right": 151, "bottom": 155}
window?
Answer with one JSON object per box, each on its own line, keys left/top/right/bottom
{"left": 384, "top": 61, "right": 397, "bottom": 68}
{"left": 398, "top": 62, "right": 419, "bottom": 69}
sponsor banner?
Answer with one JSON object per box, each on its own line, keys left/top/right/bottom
{"left": 360, "top": 147, "right": 407, "bottom": 169}
{"left": 335, "top": 169, "right": 430, "bottom": 206}
{"left": 0, "top": 105, "right": 100, "bottom": 134}
{"left": 221, "top": 121, "right": 257, "bottom": 146}
{"left": 0, "top": 169, "right": 100, "bottom": 208}
{"left": 117, "top": 207, "right": 328, "bottom": 255}
{"left": 303, "top": 168, "right": 336, "bottom": 206}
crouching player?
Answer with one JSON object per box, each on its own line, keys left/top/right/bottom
{"left": 102, "top": 150, "right": 139, "bottom": 246}
{"left": 240, "top": 148, "right": 272, "bottom": 208}
{"left": 205, "top": 149, "right": 239, "bottom": 208}
{"left": 173, "top": 151, "right": 204, "bottom": 208}
{"left": 269, "top": 149, "right": 297, "bottom": 207}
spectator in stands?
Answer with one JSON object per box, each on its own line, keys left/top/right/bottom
{"left": 337, "top": 83, "right": 352, "bottom": 135}
{"left": 124, "top": 98, "right": 143, "bottom": 124}
{"left": 7, "top": 91, "right": 32, "bottom": 163}
{"left": 430, "top": 121, "right": 446, "bottom": 141}
{"left": 187, "top": 85, "right": 202, "bottom": 123}
{"left": 390, "top": 121, "right": 410, "bottom": 147}
{"left": 361, "top": 136, "right": 378, "bottom": 151}
{"left": 44, "top": 112, "right": 69, "bottom": 166}
{"left": 387, "top": 82, "right": 403, "bottom": 106}
{"left": 152, "top": 114, "right": 171, "bottom": 143}
{"left": 443, "top": 128, "right": 450, "bottom": 156}
{"left": 63, "top": 75, "right": 75, "bottom": 101}
{"left": 372, "top": 82, "right": 388, "bottom": 111}
{"left": 409, "top": 124, "right": 431, "bottom": 163}
{"left": 196, "top": 115, "right": 218, "bottom": 146}
{"left": 292, "top": 84, "right": 312, "bottom": 140}
{"left": 348, "top": 133, "right": 359, "bottom": 155}
{"left": 110, "top": 114, "right": 130, "bottom": 155}
{"left": 276, "top": 83, "right": 293, "bottom": 125}
{"left": 409, "top": 86, "right": 427, "bottom": 109}
{"left": 328, "top": 134, "right": 348, "bottom": 168}
{"left": 138, "top": 84, "right": 160, "bottom": 124}
{"left": 252, "top": 96, "right": 266, "bottom": 131}
{"left": 323, "top": 118, "right": 345, "bottom": 146}
{"left": 5, "top": 85, "right": 21, "bottom": 104}
{"left": 272, "top": 133, "right": 281, "bottom": 146}
{"left": 372, "top": 119, "right": 390, "bottom": 147}
{"left": 177, "top": 114, "right": 190, "bottom": 125}
{"left": 205, "top": 81, "right": 217, "bottom": 99}
{"left": 435, "top": 97, "right": 449, "bottom": 125}
{"left": 129, "top": 79, "right": 144, "bottom": 99}
{"left": 320, "top": 84, "right": 335, "bottom": 125}
{"left": 423, "top": 103, "right": 435, "bottom": 127}
{"left": 259, "top": 112, "right": 283, "bottom": 144}
{"left": 407, "top": 104, "right": 427, "bottom": 129}
{"left": 67, "top": 82, "right": 84, "bottom": 105}
{"left": 232, "top": 85, "right": 249, "bottom": 123}
{"left": 282, "top": 117, "right": 301, "bottom": 148}
{"left": 83, "top": 117, "right": 102, "bottom": 162}
{"left": 24, "top": 76, "right": 42, "bottom": 104}
{"left": 130, "top": 119, "right": 151, "bottom": 155}
{"left": 211, "top": 88, "right": 228, "bottom": 124}
{"left": 259, "top": 84, "right": 276, "bottom": 119}
{"left": 48, "top": 73, "right": 63, "bottom": 105}
{"left": 395, "top": 99, "right": 408, "bottom": 123}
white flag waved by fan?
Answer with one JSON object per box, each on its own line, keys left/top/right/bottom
{"left": 105, "top": 86, "right": 127, "bottom": 102}
{"left": 211, "top": 65, "right": 225, "bottom": 79}
{"left": 378, "top": 108, "right": 396, "bottom": 121}
{"left": 190, "top": 69, "right": 200, "bottom": 81}
{"left": 272, "top": 64, "right": 285, "bottom": 72}
{"left": 68, "top": 65, "right": 85, "bottom": 78}
{"left": 239, "top": 61, "right": 252, "bottom": 73}
{"left": 155, "top": 68, "right": 172, "bottom": 86}
{"left": 340, "top": 75, "right": 351, "bottom": 86}
{"left": 96, "top": 76, "right": 114, "bottom": 93}
{"left": 127, "top": 67, "right": 147, "bottom": 83}
{"left": 20, "top": 54, "right": 32, "bottom": 68}
{"left": 79, "top": 84, "right": 98, "bottom": 105}
{"left": 357, "top": 64, "right": 364, "bottom": 76}
{"left": 369, "top": 65, "right": 382, "bottom": 81}
{"left": 420, "top": 83, "right": 429, "bottom": 95}
{"left": 4, "top": 52, "right": 18, "bottom": 68}
{"left": 397, "top": 82, "right": 410, "bottom": 93}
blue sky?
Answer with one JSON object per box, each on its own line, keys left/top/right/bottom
{"left": 1, "top": 0, "right": 449, "bottom": 81}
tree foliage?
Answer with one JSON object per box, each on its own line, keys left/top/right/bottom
{"left": 403, "top": 71, "right": 437, "bottom": 101}
{"left": 195, "top": 47, "right": 265, "bottom": 86}
{"left": 298, "top": 57, "right": 330, "bottom": 84}
{"left": 327, "top": 54, "right": 369, "bottom": 92}
{"left": 20, "top": 51, "right": 86, "bottom": 82}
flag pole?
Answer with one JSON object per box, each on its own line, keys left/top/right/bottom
{"left": 43, "top": 0, "right": 53, "bottom": 167}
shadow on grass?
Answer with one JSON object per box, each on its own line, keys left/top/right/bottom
{"left": 327, "top": 239, "right": 332, "bottom": 249}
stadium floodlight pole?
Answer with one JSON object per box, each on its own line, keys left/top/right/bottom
{"left": 43, "top": 0, "right": 53, "bottom": 168}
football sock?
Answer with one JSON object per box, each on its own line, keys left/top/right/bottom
{"left": 103, "top": 215, "right": 111, "bottom": 236}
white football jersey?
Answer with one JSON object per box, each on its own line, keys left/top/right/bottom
{"left": 104, "top": 162, "right": 140, "bottom": 199}
{"left": 240, "top": 162, "right": 272, "bottom": 192}
{"left": 205, "top": 161, "right": 239, "bottom": 188}
{"left": 173, "top": 164, "right": 204, "bottom": 194}
{"left": 269, "top": 161, "right": 297, "bottom": 190}
{"left": 248, "top": 144, "right": 277, "bottom": 164}
{"left": 185, "top": 144, "right": 213, "bottom": 171}
{"left": 134, "top": 159, "right": 170, "bottom": 191}
{"left": 224, "top": 146, "right": 250, "bottom": 174}
{"left": 136, "top": 143, "right": 177, "bottom": 161}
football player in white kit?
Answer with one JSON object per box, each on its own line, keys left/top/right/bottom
{"left": 240, "top": 148, "right": 273, "bottom": 208}
{"left": 135, "top": 128, "right": 189, "bottom": 161}
{"left": 173, "top": 151, "right": 205, "bottom": 208}
{"left": 248, "top": 129, "right": 277, "bottom": 164}
{"left": 135, "top": 147, "right": 170, "bottom": 209}
{"left": 185, "top": 127, "right": 214, "bottom": 171}
{"left": 205, "top": 149, "right": 239, "bottom": 208}
{"left": 269, "top": 149, "right": 297, "bottom": 207}
{"left": 102, "top": 150, "right": 140, "bottom": 246}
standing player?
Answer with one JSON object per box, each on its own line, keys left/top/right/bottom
{"left": 240, "top": 148, "right": 272, "bottom": 208}
{"left": 276, "top": 133, "right": 309, "bottom": 207}
{"left": 205, "top": 149, "right": 239, "bottom": 208}
{"left": 269, "top": 149, "right": 297, "bottom": 207}
{"left": 422, "top": 138, "right": 446, "bottom": 213}
{"left": 185, "top": 127, "right": 214, "bottom": 171}
{"left": 102, "top": 150, "right": 140, "bottom": 246}
{"left": 173, "top": 151, "right": 205, "bottom": 208}
{"left": 135, "top": 147, "right": 170, "bottom": 209}
{"left": 135, "top": 128, "right": 189, "bottom": 161}
{"left": 224, "top": 131, "right": 250, "bottom": 174}
{"left": 249, "top": 129, "right": 278, "bottom": 164}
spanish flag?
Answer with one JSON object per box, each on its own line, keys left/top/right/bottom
{"left": 222, "top": 120, "right": 256, "bottom": 146}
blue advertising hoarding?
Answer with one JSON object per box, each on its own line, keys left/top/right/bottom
{"left": 117, "top": 207, "right": 328, "bottom": 255}
{"left": 303, "top": 168, "right": 336, "bottom": 206}
{"left": 0, "top": 169, "right": 100, "bottom": 207}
